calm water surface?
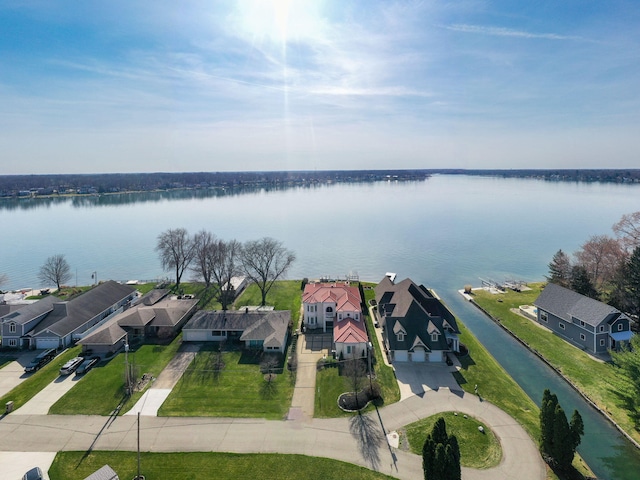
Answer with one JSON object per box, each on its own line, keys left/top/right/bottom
{"left": 1, "top": 174, "right": 640, "bottom": 478}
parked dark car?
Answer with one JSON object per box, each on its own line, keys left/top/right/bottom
{"left": 75, "top": 356, "right": 100, "bottom": 375}
{"left": 24, "top": 349, "right": 57, "bottom": 373}
{"left": 59, "top": 356, "right": 84, "bottom": 375}
{"left": 22, "top": 466, "right": 43, "bottom": 480}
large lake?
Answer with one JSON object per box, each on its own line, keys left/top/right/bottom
{"left": 2, "top": 174, "right": 640, "bottom": 478}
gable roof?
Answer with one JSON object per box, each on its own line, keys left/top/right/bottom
{"left": 376, "top": 276, "right": 459, "bottom": 353}
{"left": 30, "top": 281, "right": 136, "bottom": 338}
{"left": 1, "top": 295, "right": 60, "bottom": 326}
{"left": 534, "top": 283, "right": 623, "bottom": 327}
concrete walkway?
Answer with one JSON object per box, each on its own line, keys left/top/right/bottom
{"left": 125, "top": 342, "right": 201, "bottom": 416}
{"left": 287, "top": 332, "right": 329, "bottom": 421}
{"left": 0, "top": 389, "right": 545, "bottom": 480}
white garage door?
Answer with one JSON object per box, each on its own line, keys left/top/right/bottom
{"left": 394, "top": 350, "right": 408, "bottom": 362}
{"left": 412, "top": 348, "right": 426, "bottom": 362}
{"left": 36, "top": 338, "right": 59, "bottom": 350}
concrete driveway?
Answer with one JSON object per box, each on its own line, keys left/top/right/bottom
{"left": 13, "top": 373, "right": 82, "bottom": 415}
{"left": 0, "top": 451, "right": 55, "bottom": 480}
{"left": 393, "top": 362, "right": 462, "bottom": 400}
{"left": 0, "top": 351, "right": 41, "bottom": 398}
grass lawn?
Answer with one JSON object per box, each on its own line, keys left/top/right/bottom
{"left": 234, "top": 280, "right": 303, "bottom": 328}
{"left": 0, "top": 347, "right": 81, "bottom": 410}
{"left": 158, "top": 348, "right": 294, "bottom": 419}
{"left": 49, "top": 336, "right": 182, "bottom": 415}
{"left": 49, "top": 451, "right": 397, "bottom": 480}
{"left": 404, "top": 411, "right": 501, "bottom": 469}
{"left": 470, "top": 284, "right": 639, "bottom": 445}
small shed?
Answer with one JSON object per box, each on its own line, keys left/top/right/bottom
{"left": 83, "top": 464, "right": 119, "bottom": 480}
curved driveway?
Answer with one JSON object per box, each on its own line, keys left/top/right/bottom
{"left": 0, "top": 388, "right": 544, "bottom": 480}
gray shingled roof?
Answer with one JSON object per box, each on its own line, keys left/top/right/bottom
{"left": 30, "top": 281, "right": 135, "bottom": 337}
{"left": 534, "top": 283, "right": 621, "bottom": 327}
{"left": 79, "top": 321, "right": 127, "bottom": 346}
{"left": 0, "top": 295, "right": 60, "bottom": 326}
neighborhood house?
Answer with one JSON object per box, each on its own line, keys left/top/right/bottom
{"left": 534, "top": 282, "right": 633, "bottom": 354}
{"left": 1, "top": 281, "right": 137, "bottom": 350}
{"left": 374, "top": 275, "right": 460, "bottom": 363}
{"left": 302, "top": 282, "right": 369, "bottom": 358}
{"left": 183, "top": 307, "right": 290, "bottom": 354}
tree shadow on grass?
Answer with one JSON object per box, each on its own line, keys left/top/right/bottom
{"left": 260, "top": 375, "right": 279, "bottom": 399}
{"left": 349, "top": 411, "right": 384, "bottom": 471}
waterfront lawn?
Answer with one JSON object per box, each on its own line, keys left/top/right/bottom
{"left": 49, "top": 451, "right": 396, "bottom": 480}
{"left": 234, "top": 280, "right": 302, "bottom": 328}
{"left": 471, "top": 285, "right": 639, "bottom": 445}
{"left": 49, "top": 336, "right": 182, "bottom": 415}
{"left": 158, "top": 348, "right": 294, "bottom": 419}
{"left": 404, "top": 411, "right": 501, "bottom": 469}
{"left": 0, "top": 347, "right": 81, "bottom": 411}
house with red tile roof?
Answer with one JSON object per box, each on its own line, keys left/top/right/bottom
{"left": 302, "top": 282, "right": 369, "bottom": 358}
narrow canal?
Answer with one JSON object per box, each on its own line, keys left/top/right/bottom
{"left": 441, "top": 290, "right": 640, "bottom": 480}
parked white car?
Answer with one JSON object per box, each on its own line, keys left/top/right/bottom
{"left": 59, "top": 357, "right": 84, "bottom": 375}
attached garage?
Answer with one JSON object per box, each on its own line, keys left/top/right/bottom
{"left": 35, "top": 337, "right": 60, "bottom": 350}
{"left": 394, "top": 350, "right": 408, "bottom": 362}
{"left": 411, "top": 347, "right": 426, "bottom": 362}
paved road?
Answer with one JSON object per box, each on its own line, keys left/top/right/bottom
{"left": 0, "top": 389, "right": 545, "bottom": 480}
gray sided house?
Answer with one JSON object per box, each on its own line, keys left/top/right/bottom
{"left": 0, "top": 295, "right": 60, "bottom": 348}
{"left": 374, "top": 276, "right": 460, "bottom": 363}
{"left": 78, "top": 291, "right": 198, "bottom": 355}
{"left": 183, "top": 309, "right": 290, "bottom": 353}
{"left": 27, "top": 281, "right": 137, "bottom": 350}
{"left": 534, "top": 283, "right": 633, "bottom": 354}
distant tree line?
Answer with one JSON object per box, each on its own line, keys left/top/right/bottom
{"left": 547, "top": 211, "right": 640, "bottom": 319}
{"left": 0, "top": 170, "right": 430, "bottom": 197}
{"left": 156, "top": 228, "right": 295, "bottom": 308}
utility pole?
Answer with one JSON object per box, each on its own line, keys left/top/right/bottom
{"left": 125, "top": 334, "right": 130, "bottom": 395}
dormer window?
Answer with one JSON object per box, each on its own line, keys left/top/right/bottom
{"left": 431, "top": 332, "right": 438, "bottom": 342}
{"left": 618, "top": 323, "right": 624, "bottom": 331}
{"left": 397, "top": 332, "right": 404, "bottom": 342}
{"left": 9, "top": 323, "right": 16, "bottom": 333}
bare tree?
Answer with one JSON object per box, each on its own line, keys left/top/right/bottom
{"left": 574, "top": 235, "right": 625, "bottom": 291}
{"left": 191, "top": 230, "right": 216, "bottom": 288}
{"left": 613, "top": 211, "right": 640, "bottom": 253}
{"left": 210, "top": 238, "right": 242, "bottom": 310}
{"left": 156, "top": 228, "right": 195, "bottom": 288}
{"left": 240, "top": 237, "right": 296, "bottom": 306}
{"left": 343, "top": 357, "right": 367, "bottom": 410}
{"left": 38, "top": 254, "right": 72, "bottom": 290}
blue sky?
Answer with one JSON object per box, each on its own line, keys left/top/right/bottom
{"left": 1, "top": 0, "right": 639, "bottom": 174}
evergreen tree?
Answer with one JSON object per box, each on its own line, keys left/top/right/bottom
{"left": 570, "top": 265, "right": 598, "bottom": 299}
{"left": 539, "top": 389, "right": 558, "bottom": 456}
{"left": 570, "top": 410, "right": 584, "bottom": 452}
{"left": 552, "top": 405, "right": 574, "bottom": 470}
{"left": 623, "top": 245, "right": 640, "bottom": 318}
{"left": 547, "top": 249, "right": 572, "bottom": 287}
{"left": 422, "top": 417, "right": 461, "bottom": 480}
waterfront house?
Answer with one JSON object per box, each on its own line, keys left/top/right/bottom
{"left": 302, "top": 282, "right": 369, "bottom": 358}
{"left": 534, "top": 283, "right": 633, "bottom": 354}
{"left": 374, "top": 275, "right": 460, "bottom": 363}
{"left": 0, "top": 295, "right": 60, "bottom": 348}
{"left": 78, "top": 289, "right": 198, "bottom": 355}
{"left": 27, "top": 281, "right": 137, "bottom": 350}
{"left": 182, "top": 308, "right": 290, "bottom": 353}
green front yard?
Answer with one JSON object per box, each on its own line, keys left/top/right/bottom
{"left": 158, "top": 348, "right": 294, "bottom": 419}
{"left": 470, "top": 284, "right": 639, "bottom": 445}
{"left": 49, "top": 335, "right": 182, "bottom": 415}
{"left": 235, "top": 280, "right": 303, "bottom": 327}
{"left": 49, "top": 451, "right": 397, "bottom": 480}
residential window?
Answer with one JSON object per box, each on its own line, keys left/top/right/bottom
{"left": 600, "top": 325, "right": 605, "bottom": 332}
{"left": 580, "top": 321, "right": 585, "bottom": 327}
{"left": 338, "top": 314, "right": 342, "bottom": 320}
{"left": 8, "top": 339, "right": 17, "bottom": 347}
{"left": 346, "top": 345, "right": 352, "bottom": 354}
{"left": 559, "top": 322, "right": 565, "bottom": 330}
{"left": 355, "top": 313, "right": 359, "bottom": 320}
{"left": 540, "top": 312, "right": 548, "bottom": 322}
{"left": 397, "top": 332, "right": 404, "bottom": 342}
{"left": 431, "top": 332, "right": 438, "bottom": 342}
{"left": 9, "top": 323, "right": 16, "bottom": 333}
{"left": 600, "top": 339, "right": 605, "bottom": 346}
{"left": 580, "top": 333, "right": 586, "bottom": 341}
{"left": 212, "top": 330, "right": 222, "bottom": 336}
{"left": 618, "top": 324, "right": 624, "bottom": 331}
